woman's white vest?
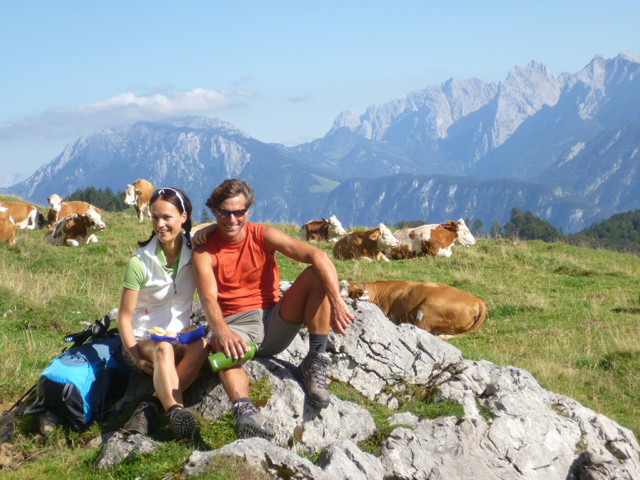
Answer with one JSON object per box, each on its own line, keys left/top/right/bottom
{"left": 130, "top": 233, "right": 196, "bottom": 339}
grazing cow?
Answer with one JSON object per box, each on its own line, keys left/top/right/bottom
{"left": 46, "top": 194, "right": 103, "bottom": 227}
{"left": 0, "top": 200, "right": 43, "bottom": 230}
{"left": 123, "top": 179, "right": 155, "bottom": 222}
{"left": 298, "top": 215, "right": 347, "bottom": 242}
{"left": 45, "top": 207, "right": 106, "bottom": 246}
{"left": 385, "top": 219, "right": 475, "bottom": 259}
{"left": 333, "top": 223, "right": 399, "bottom": 262}
{"left": 0, "top": 217, "right": 16, "bottom": 244}
{"left": 340, "top": 280, "right": 486, "bottom": 337}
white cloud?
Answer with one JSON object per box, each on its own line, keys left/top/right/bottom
{"left": 235, "top": 88, "right": 256, "bottom": 98}
{"left": 242, "top": 74, "right": 255, "bottom": 82}
{"left": 288, "top": 95, "right": 313, "bottom": 104}
{"left": 0, "top": 88, "right": 243, "bottom": 139}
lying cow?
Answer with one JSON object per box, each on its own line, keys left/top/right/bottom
{"left": 333, "top": 223, "right": 399, "bottom": 262}
{"left": 385, "top": 219, "right": 475, "bottom": 259}
{"left": 0, "top": 200, "right": 44, "bottom": 230}
{"left": 45, "top": 207, "right": 106, "bottom": 246}
{"left": 340, "top": 280, "right": 486, "bottom": 337}
{"left": 124, "top": 179, "right": 154, "bottom": 222}
{"left": 46, "top": 194, "right": 103, "bottom": 227}
{"left": 298, "top": 215, "right": 347, "bottom": 242}
{"left": 0, "top": 217, "right": 16, "bottom": 244}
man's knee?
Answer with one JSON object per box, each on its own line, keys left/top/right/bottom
{"left": 298, "top": 266, "right": 324, "bottom": 291}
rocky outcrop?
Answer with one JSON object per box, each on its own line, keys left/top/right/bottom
{"left": 94, "top": 432, "right": 158, "bottom": 469}
{"left": 99, "top": 286, "right": 639, "bottom": 479}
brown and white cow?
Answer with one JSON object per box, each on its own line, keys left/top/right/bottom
{"left": 124, "top": 179, "right": 155, "bottom": 222}
{"left": 333, "top": 223, "right": 399, "bottom": 262}
{"left": 0, "top": 217, "right": 16, "bottom": 244}
{"left": 45, "top": 207, "right": 107, "bottom": 246}
{"left": 0, "top": 200, "right": 43, "bottom": 230}
{"left": 385, "top": 219, "right": 475, "bottom": 259}
{"left": 298, "top": 215, "right": 347, "bottom": 242}
{"left": 340, "top": 280, "right": 486, "bottom": 337}
{"left": 46, "top": 194, "right": 103, "bottom": 227}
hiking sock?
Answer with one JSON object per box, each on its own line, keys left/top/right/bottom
{"left": 309, "top": 334, "right": 328, "bottom": 354}
{"left": 167, "top": 404, "right": 183, "bottom": 419}
{"left": 232, "top": 397, "right": 252, "bottom": 413}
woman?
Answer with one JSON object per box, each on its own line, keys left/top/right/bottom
{"left": 117, "top": 187, "right": 209, "bottom": 441}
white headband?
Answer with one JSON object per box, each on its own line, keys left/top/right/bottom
{"left": 155, "top": 188, "right": 186, "bottom": 213}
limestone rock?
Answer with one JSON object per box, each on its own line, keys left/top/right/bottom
{"left": 182, "top": 438, "right": 328, "bottom": 479}
{"left": 182, "top": 438, "right": 384, "bottom": 480}
{"left": 193, "top": 356, "right": 376, "bottom": 454}
{"left": 99, "top": 291, "right": 640, "bottom": 479}
{"left": 93, "top": 431, "right": 158, "bottom": 469}
{"left": 315, "top": 439, "right": 385, "bottom": 480}
{"left": 327, "top": 299, "right": 463, "bottom": 399}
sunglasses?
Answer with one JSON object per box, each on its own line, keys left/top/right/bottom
{"left": 214, "top": 207, "right": 249, "bottom": 218}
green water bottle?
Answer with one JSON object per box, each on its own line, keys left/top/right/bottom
{"left": 208, "top": 343, "right": 259, "bottom": 372}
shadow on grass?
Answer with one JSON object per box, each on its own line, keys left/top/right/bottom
{"left": 611, "top": 307, "right": 640, "bottom": 314}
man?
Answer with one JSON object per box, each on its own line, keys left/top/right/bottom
{"left": 192, "top": 179, "right": 354, "bottom": 439}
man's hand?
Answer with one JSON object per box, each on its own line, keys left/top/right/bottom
{"left": 329, "top": 296, "right": 354, "bottom": 336}
{"left": 192, "top": 223, "right": 218, "bottom": 246}
{"left": 215, "top": 328, "right": 249, "bottom": 360}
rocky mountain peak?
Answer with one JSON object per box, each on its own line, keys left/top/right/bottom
{"left": 505, "top": 60, "right": 555, "bottom": 83}
{"left": 329, "top": 109, "right": 363, "bottom": 134}
{"left": 619, "top": 51, "right": 640, "bottom": 64}
{"left": 488, "top": 60, "right": 562, "bottom": 149}
{"left": 154, "top": 115, "right": 249, "bottom": 137}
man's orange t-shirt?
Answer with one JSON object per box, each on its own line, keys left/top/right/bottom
{"left": 201, "top": 222, "right": 280, "bottom": 317}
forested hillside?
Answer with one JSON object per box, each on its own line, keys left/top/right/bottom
{"left": 568, "top": 210, "right": 640, "bottom": 254}
{"left": 66, "top": 186, "right": 126, "bottom": 212}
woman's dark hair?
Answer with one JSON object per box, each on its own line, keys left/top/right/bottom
{"left": 138, "top": 187, "right": 193, "bottom": 249}
{"left": 205, "top": 178, "right": 255, "bottom": 211}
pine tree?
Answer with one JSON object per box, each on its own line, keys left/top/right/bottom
{"left": 472, "top": 219, "right": 484, "bottom": 238}
{"left": 490, "top": 221, "right": 502, "bottom": 239}
{"left": 201, "top": 208, "right": 212, "bottom": 223}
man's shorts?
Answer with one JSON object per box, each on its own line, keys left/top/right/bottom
{"left": 223, "top": 297, "right": 303, "bottom": 357}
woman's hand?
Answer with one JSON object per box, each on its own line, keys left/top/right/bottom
{"left": 134, "top": 357, "right": 154, "bottom": 376}
{"left": 192, "top": 223, "right": 218, "bottom": 246}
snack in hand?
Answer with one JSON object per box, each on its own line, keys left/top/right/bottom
{"left": 164, "top": 331, "right": 177, "bottom": 338}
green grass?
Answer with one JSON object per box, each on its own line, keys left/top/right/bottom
{"left": 2, "top": 199, "right": 640, "bottom": 476}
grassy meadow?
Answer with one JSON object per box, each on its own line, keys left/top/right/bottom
{"left": 1, "top": 196, "right": 639, "bottom": 477}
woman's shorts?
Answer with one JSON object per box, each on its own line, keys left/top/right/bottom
{"left": 223, "top": 297, "right": 303, "bottom": 357}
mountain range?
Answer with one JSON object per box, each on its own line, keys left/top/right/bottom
{"left": 4, "top": 52, "right": 639, "bottom": 233}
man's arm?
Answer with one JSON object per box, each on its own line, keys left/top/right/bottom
{"left": 263, "top": 226, "right": 354, "bottom": 335}
{"left": 192, "top": 247, "right": 249, "bottom": 359}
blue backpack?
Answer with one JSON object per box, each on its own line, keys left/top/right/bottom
{"left": 26, "top": 321, "right": 129, "bottom": 429}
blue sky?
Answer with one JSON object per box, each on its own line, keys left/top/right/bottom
{"left": 1, "top": 0, "right": 639, "bottom": 177}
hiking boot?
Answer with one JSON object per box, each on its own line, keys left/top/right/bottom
{"left": 296, "top": 350, "right": 331, "bottom": 409}
{"left": 233, "top": 401, "right": 274, "bottom": 440}
{"left": 38, "top": 411, "right": 64, "bottom": 435}
{"left": 170, "top": 408, "right": 198, "bottom": 442}
{"left": 122, "top": 401, "right": 158, "bottom": 436}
